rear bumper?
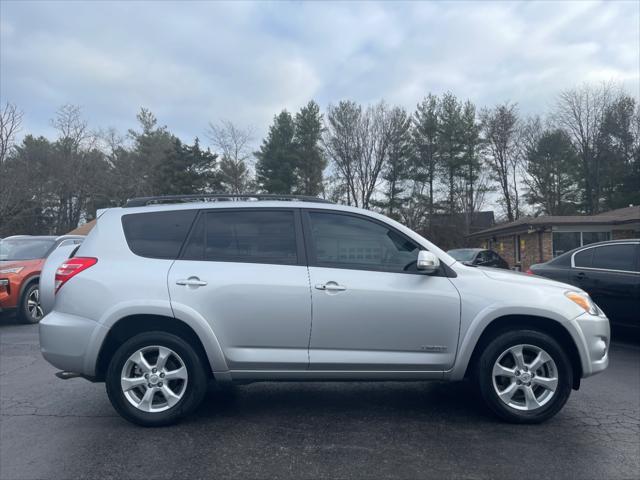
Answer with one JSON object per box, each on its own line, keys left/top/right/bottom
{"left": 39, "top": 311, "right": 107, "bottom": 377}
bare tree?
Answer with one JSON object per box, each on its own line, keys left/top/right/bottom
{"left": 324, "top": 101, "right": 392, "bottom": 208}
{"left": 480, "top": 102, "right": 521, "bottom": 222}
{"left": 0, "top": 102, "right": 23, "bottom": 164}
{"left": 207, "top": 120, "right": 254, "bottom": 194}
{"left": 554, "top": 82, "right": 617, "bottom": 214}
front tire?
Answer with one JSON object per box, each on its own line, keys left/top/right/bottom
{"left": 476, "top": 329, "right": 573, "bottom": 424}
{"left": 106, "top": 331, "right": 208, "bottom": 427}
{"left": 19, "top": 283, "right": 44, "bottom": 324}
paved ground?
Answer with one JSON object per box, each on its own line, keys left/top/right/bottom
{"left": 1, "top": 316, "right": 638, "bottom": 480}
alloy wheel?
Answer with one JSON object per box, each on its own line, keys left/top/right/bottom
{"left": 492, "top": 344, "right": 558, "bottom": 411}
{"left": 120, "top": 346, "right": 189, "bottom": 413}
{"left": 27, "top": 287, "right": 44, "bottom": 321}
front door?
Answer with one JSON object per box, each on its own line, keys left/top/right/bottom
{"left": 304, "top": 210, "right": 461, "bottom": 371}
{"left": 168, "top": 208, "right": 311, "bottom": 370}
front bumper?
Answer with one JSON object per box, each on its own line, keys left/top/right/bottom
{"left": 39, "top": 311, "right": 107, "bottom": 377}
{"left": 570, "top": 312, "right": 610, "bottom": 378}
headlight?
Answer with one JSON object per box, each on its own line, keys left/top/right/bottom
{"left": 0, "top": 267, "right": 23, "bottom": 274}
{"left": 565, "top": 291, "right": 600, "bottom": 315}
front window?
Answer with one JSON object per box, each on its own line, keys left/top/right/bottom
{"left": 0, "top": 238, "right": 55, "bottom": 261}
{"left": 448, "top": 249, "right": 478, "bottom": 262}
{"left": 307, "top": 212, "right": 419, "bottom": 273}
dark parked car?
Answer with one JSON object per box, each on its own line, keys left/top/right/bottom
{"left": 528, "top": 239, "right": 639, "bottom": 330}
{"left": 447, "top": 248, "right": 509, "bottom": 269}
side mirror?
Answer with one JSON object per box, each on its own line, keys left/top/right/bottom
{"left": 417, "top": 250, "right": 440, "bottom": 274}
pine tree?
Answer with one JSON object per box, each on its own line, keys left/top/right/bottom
{"left": 411, "top": 94, "right": 440, "bottom": 230}
{"left": 438, "top": 93, "right": 464, "bottom": 215}
{"left": 378, "top": 107, "right": 412, "bottom": 219}
{"left": 255, "top": 111, "right": 297, "bottom": 194}
{"left": 293, "top": 100, "right": 326, "bottom": 196}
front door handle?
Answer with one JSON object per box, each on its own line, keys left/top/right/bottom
{"left": 176, "top": 277, "right": 208, "bottom": 287}
{"left": 315, "top": 282, "right": 346, "bottom": 292}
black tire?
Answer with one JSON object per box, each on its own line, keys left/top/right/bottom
{"left": 106, "top": 331, "right": 208, "bottom": 427}
{"left": 476, "top": 329, "right": 573, "bottom": 424}
{"left": 19, "top": 283, "right": 43, "bottom": 324}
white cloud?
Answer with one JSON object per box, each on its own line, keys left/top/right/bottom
{"left": 0, "top": 0, "right": 638, "bottom": 145}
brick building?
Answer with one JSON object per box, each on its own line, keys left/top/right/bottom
{"left": 467, "top": 206, "right": 640, "bottom": 271}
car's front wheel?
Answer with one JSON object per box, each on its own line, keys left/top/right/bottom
{"left": 19, "top": 283, "right": 44, "bottom": 324}
{"left": 476, "top": 329, "right": 573, "bottom": 423}
{"left": 106, "top": 331, "right": 208, "bottom": 426}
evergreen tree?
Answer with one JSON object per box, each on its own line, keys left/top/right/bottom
{"left": 293, "top": 100, "right": 326, "bottom": 196}
{"left": 524, "top": 129, "right": 580, "bottom": 215}
{"left": 458, "top": 100, "right": 487, "bottom": 231}
{"left": 411, "top": 94, "right": 440, "bottom": 230}
{"left": 438, "top": 93, "right": 464, "bottom": 215}
{"left": 255, "top": 110, "right": 297, "bottom": 194}
{"left": 156, "top": 138, "right": 219, "bottom": 195}
{"left": 378, "top": 106, "right": 412, "bottom": 219}
{"left": 597, "top": 95, "right": 638, "bottom": 209}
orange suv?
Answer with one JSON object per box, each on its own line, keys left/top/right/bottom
{"left": 0, "top": 235, "right": 84, "bottom": 323}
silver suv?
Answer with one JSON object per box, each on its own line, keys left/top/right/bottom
{"left": 39, "top": 195, "right": 610, "bottom": 426}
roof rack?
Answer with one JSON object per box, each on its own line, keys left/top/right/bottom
{"left": 124, "top": 194, "right": 333, "bottom": 208}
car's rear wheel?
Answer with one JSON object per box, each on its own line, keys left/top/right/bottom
{"left": 476, "top": 329, "right": 573, "bottom": 423}
{"left": 19, "top": 283, "right": 44, "bottom": 324}
{"left": 106, "top": 331, "right": 208, "bottom": 426}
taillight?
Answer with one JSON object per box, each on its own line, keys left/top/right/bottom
{"left": 55, "top": 257, "right": 97, "bottom": 293}
{"left": 525, "top": 269, "right": 533, "bottom": 275}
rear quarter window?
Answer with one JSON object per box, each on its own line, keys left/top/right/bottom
{"left": 122, "top": 210, "right": 197, "bottom": 259}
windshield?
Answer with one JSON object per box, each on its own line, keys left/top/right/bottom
{"left": 447, "top": 249, "right": 478, "bottom": 262}
{"left": 0, "top": 239, "right": 55, "bottom": 261}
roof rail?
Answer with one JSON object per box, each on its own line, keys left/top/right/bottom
{"left": 124, "top": 193, "right": 333, "bottom": 208}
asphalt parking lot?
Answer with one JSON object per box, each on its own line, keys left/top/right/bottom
{"left": 1, "top": 316, "right": 638, "bottom": 480}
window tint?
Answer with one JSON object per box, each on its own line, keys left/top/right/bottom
{"left": 122, "top": 210, "right": 197, "bottom": 259}
{"left": 591, "top": 244, "right": 637, "bottom": 272}
{"left": 573, "top": 248, "right": 593, "bottom": 268}
{"left": 308, "top": 212, "right": 419, "bottom": 272}
{"left": 183, "top": 210, "right": 298, "bottom": 264}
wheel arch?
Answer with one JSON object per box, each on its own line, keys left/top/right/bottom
{"left": 18, "top": 274, "right": 40, "bottom": 302}
{"left": 95, "top": 314, "right": 215, "bottom": 382}
{"left": 462, "top": 314, "right": 583, "bottom": 390}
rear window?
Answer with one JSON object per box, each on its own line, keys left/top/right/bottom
{"left": 573, "top": 248, "right": 593, "bottom": 268}
{"left": 122, "top": 210, "right": 197, "bottom": 259}
{"left": 182, "top": 210, "right": 298, "bottom": 265}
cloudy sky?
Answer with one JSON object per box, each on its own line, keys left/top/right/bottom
{"left": 1, "top": 0, "right": 638, "bottom": 144}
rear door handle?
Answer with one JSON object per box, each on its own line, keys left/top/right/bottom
{"left": 176, "top": 277, "right": 208, "bottom": 287}
{"left": 315, "top": 282, "right": 346, "bottom": 292}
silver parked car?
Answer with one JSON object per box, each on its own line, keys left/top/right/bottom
{"left": 39, "top": 195, "right": 610, "bottom": 426}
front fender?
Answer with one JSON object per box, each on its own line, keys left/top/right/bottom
{"left": 447, "top": 305, "right": 585, "bottom": 381}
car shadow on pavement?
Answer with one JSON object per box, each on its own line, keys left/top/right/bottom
{"left": 189, "top": 379, "right": 490, "bottom": 425}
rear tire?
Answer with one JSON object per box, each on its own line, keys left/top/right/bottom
{"left": 106, "top": 331, "right": 208, "bottom": 427}
{"left": 19, "top": 283, "right": 44, "bottom": 324}
{"left": 476, "top": 329, "right": 573, "bottom": 424}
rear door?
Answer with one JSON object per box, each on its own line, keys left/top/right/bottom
{"left": 579, "top": 243, "right": 639, "bottom": 326}
{"left": 168, "top": 208, "right": 312, "bottom": 371}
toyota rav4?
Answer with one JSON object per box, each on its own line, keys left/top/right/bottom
{"left": 39, "top": 195, "right": 610, "bottom": 426}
